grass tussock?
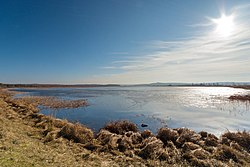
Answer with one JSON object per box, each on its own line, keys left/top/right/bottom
{"left": 175, "top": 128, "right": 201, "bottom": 146}
{"left": 0, "top": 89, "right": 13, "bottom": 99}
{"left": 214, "top": 145, "right": 245, "bottom": 164}
{"left": 52, "top": 118, "right": 68, "bottom": 128}
{"left": 229, "top": 95, "right": 250, "bottom": 101}
{"left": 141, "top": 130, "right": 153, "bottom": 139}
{"left": 103, "top": 120, "right": 138, "bottom": 135}
{"left": 222, "top": 130, "right": 250, "bottom": 152}
{"left": 138, "top": 137, "right": 164, "bottom": 159}
{"left": 58, "top": 123, "right": 94, "bottom": 144}
{"left": 157, "top": 128, "right": 179, "bottom": 145}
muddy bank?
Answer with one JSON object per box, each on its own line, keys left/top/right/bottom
{"left": 1, "top": 89, "right": 250, "bottom": 166}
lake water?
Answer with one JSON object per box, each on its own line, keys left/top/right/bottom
{"left": 13, "top": 86, "right": 250, "bottom": 136}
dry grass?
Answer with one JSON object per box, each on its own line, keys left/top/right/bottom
{"left": 58, "top": 123, "right": 94, "bottom": 144}
{"left": 138, "top": 137, "right": 164, "bottom": 159}
{"left": 214, "top": 145, "right": 246, "bottom": 164}
{"left": 157, "top": 128, "right": 179, "bottom": 145}
{"left": 0, "top": 89, "right": 12, "bottom": 98}
{"left": 141, "top": 130, "right": 154, "bottom": 139}
{"left": 0, "top": 96, "right": 96, "bottom": 166}
{"left": 229, "top": 95, "right": 250, "bottom": 101}
{"left": 103, "top": 120, "right": 138, "bottom": 135}
{"left": 0, "top": 89, "right": 150, "bottom": 166}
{"left": 222, "top": 130, "right": 250, "bottom": 152}
{"left": 52, "top": 118, "right": 68, "bottom": 128}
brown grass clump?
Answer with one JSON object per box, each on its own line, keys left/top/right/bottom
{"left": 0, "top": 128, "right": 4, "bottom": 139}
{"left": 58, "top": 123, "right": 93, "bottom": 144}
{"left": 103, "top": 120, "right": 138, "bottom": 135}
{"left": 222, "top": 131, "right": 250, "bottom": 152}
{"left": 182, "top": 153, "right": 210, "bottom": 167}
{"left": 52, "top": 119, "right": 68, "bottom": 128}
{"left": 175, "top": 128, "right": 201, "bottom": 147}
{"left": 204, "top": 134, "right": 219, "bottom": 147}
{"left": 141, "top": 130, "right": 153, "bottom": 139}
{"left": 214, "top": 145, "right": 243, "bottom": 164}
{"left": 229, "top": 95, "right": 250, "bottom": 101}
{"left": 157, "top": 128, "right": 179, "bottom": 145}
{"left": 138, "top": 137, "right": 165, "bottom": 159}
{"left": 0, "top": 89, "right": 13, "bottom": 99}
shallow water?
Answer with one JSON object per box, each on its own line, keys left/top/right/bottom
{"left": 13, "top": 86, "right": 250, "bottom": 136}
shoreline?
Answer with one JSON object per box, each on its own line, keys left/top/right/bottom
{"left": 10, "top": 86, "right": 250, "bottom": 136}
{"left": 1, "top": 83, "right": 250, "bottom": 89}
{"left": 1, "top": 88, "right": 250, "bottom": 166}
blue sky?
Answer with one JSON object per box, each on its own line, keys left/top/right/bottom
{"left": 0, "top": 0, "right": 249, "bottom": 84}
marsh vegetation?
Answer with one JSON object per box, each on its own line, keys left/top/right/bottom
{"left": 1, "top": 88, "right": 250, "bottom": 166}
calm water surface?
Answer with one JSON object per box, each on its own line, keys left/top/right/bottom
{"left": 14, "top": 86, "right": 250, "bottom": 136}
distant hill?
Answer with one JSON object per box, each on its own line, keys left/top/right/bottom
{"left": 148, "top": 82, "right": 250, "bottom": 86}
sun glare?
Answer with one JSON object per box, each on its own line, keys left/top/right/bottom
{"left": 212, "top": 14, "right": 235, "bottom": 37}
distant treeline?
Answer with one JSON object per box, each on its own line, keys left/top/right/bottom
{"left": 1, "top": 82, "right": 250, "bottom": 89}
{"left": 0, "top": 83, "right": 120, "bottom": 88}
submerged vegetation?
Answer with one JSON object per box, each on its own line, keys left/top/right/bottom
{"left": 13, "top": 96, "right": 87, "bottom": 109}
{"left": 1, "top": 88, "right": 250, "bottom": 166}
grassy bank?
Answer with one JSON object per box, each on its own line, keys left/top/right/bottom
{"left": 1, "top": 89, "right": 250, "bottom": 166}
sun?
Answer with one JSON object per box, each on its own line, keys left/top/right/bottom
{"left": 212, "top": 14, "right": 235, "bottom": 37}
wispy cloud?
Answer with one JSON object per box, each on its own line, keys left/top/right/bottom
{"left": 88, "top": 4, "right": 250, "bottom": 84}
{"left": 109, "top": 52, "right": 129, "bottom": 55}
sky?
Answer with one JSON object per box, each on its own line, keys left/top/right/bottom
{"left": 0, "top": 0, "right": 250, "bottom": 84}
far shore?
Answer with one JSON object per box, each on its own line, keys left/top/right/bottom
{"left": 1, "top": 82, "right": 250, "bottom": 89}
